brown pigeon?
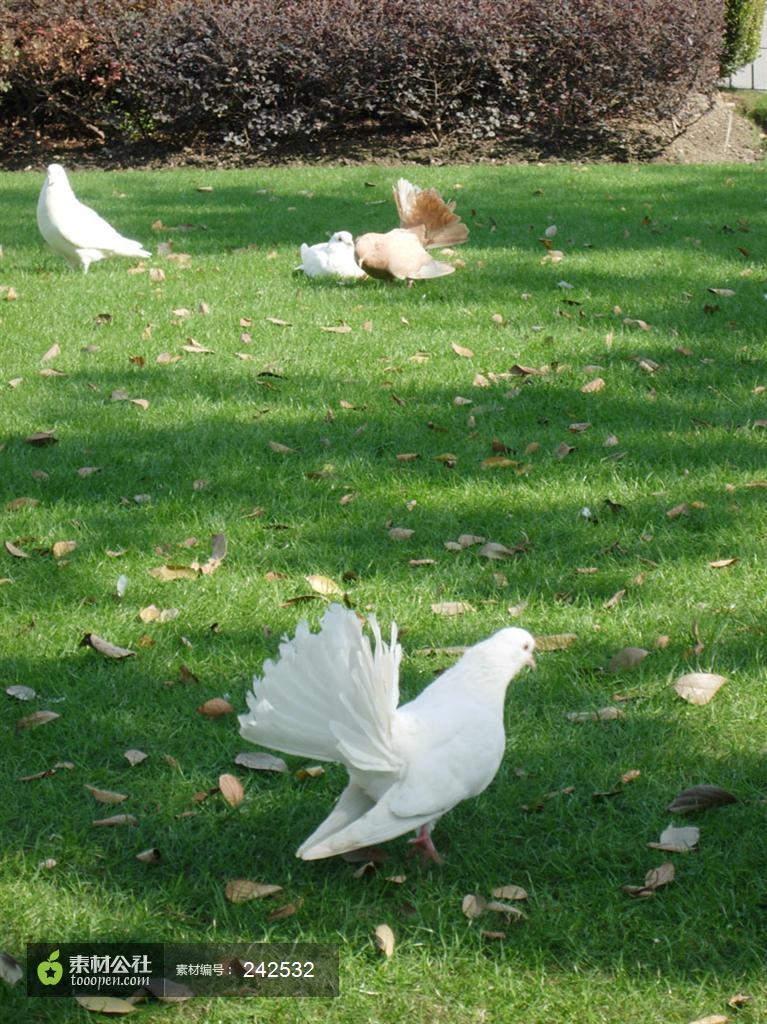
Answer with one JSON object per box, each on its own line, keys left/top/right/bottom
{"left": 354, "top": 179, "right": 468, "bottom": 281}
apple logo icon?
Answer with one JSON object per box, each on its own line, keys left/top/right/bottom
{"left": 37, "top": 949, "right": 63, "bottom": 986}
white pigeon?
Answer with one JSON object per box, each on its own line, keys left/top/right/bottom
{"left": 36, "top": 164, "right": 151, "bottom": 273}
{"left": 239, "top": 604, "right": 536, "bottom": 862}
{"left": 297, "top": 231, "right": 367, "bottom": 279}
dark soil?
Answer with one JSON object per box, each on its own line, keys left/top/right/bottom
{"left": 1, "top": 92, "right": 761, "bottom": 171}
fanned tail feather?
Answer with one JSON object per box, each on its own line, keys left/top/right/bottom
{"left": 239, "top": 604, "right": 402, "bottom": 771}
{"left": 393, "top": 178, "right": 468, "bottom": 249}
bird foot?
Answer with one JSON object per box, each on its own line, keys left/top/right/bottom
{"left": 407, "top": 827, "right": 443, "bottom": 864}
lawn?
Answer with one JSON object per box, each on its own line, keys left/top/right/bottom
{"left": 1, "top": 160, "right": 767, "bottom": 1024}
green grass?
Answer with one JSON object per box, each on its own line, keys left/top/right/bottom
{"left": 2, "top": 160, "right": 767, "bottom": 1023}
{"left": 726, "top": 87, "right": 767, "bottom": 132}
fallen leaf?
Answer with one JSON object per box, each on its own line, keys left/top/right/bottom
{"left": 623, "top": 861, "right": 675, "bottom": 898}
{"left": 0, "top": 951, "right": 22, "bottom": 987}
{"left": 80, "top": 634, "right": 135, "bottom": 659}
{"left": 534, "top": 633, "right": 577, "bottom": 651}
{"left": 667, "top": 502, "right": 690, "bottom": 519}
{"left": 451, "top": 343, "right": 474, "bottom": 358}
{"left": 478, "top": 542, "right": 521, "bottom": 560}
{"left": 182, "top": 340, "right": 214, "bottom": 354}
{"left": 6, "top": 684, "right": 36, "bottom": 700}
{"left": 91, "top": 814, "right": 138, "bottom": 827}
{"left": 373, "top": 924, "right": 395, "bottom": 959}
{"left": 481, "top": 456, "right": 518, "bottom": 470}
{"left": 24, "top": 431, "right": 58, "bottom": 446}
{"left": 707, "top": 288, "right": 735, "bottom": 297}
{"left": 566, "top": 706, "right": 624, "bottom": 722}
{"left": 234, "top": 752, "right": 288, "bottom": 773}
{"left": 305, "top": 574, "right": 343, "bottom": 596}
{"left": 149, "top": 565, "right": 198, "bottom": 582}
{"left": 197, "top": 698, "right": 234, "bottom": 718}
{"left": 224, "top": 879, "right": 283, "bottom": 903}
{"left": 603, "top": 589, "right": 626, "bottom": 610}
{"left": 6, "top": 496, "right": 39, "bottom": 511}
{"left": 726, "top": 994, "right": 750, "bottom": 1009}
{"left": 85, "top": 785, "right": 128, "bottom": 804}
{"left": 388, "top": 527, "right": 414, "bottom": 541}
{"left": 268, "top": 440, "right": 296, "bottom": 454}
{"left": 135, "top": 847, "right": 161, "bottom": 864}
{"left": 123, "top": 749, "right": 148, "bottom": 766}
{"left": 16, "top": 710, "right": 59, "bottom": 730}
{"left": 267, "top": 898, "right": 304, "bottom": 922}
{"left": 581, "top": 377, "right": 605, "bottom": 393}
{"left": 666, "top": 784, "right": 737, "bottom": 814}
{"left": 608, "top": 647, "right": 649, "bottom": 671}
{"left": 688, "top": 1017, "right": 730, "bottom": 1024}
{"left": 295, "top": 765, "right": 325, "bottom": 780}
{"left": 555, "top": 442, "right": 575, "bottom": 459}
{"left": 673, "top": 672, "right": 727, "bottom": 706}
{"left": 648, "top": 824, "right": 700, "bottom": 852}
{"left": 708, "top": 558, "right": 738, "bottom": 569}
{"left": 74, "top": 995, "right": 137, "bottom": 1015}
{"left": 265, "top": 317, "right": 292, "bottom": 327}
{"left": 462, "top": 894, "right": 488, "bottom": 919}
{"left": 320, "top": 324, "right": 352, "bottom": 334}
{"left": 491, "top": 884, "right": 528, "bottom": 900}
{"left": 219, "top": 773, "right": 245, "bottom": 808}
{"left": 431, "top": 601, "right": 474, "bottom": 616}
{"left": 4, "top": 540, "right": 28, "bottom": 559}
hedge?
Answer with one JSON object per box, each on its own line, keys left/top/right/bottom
{"left": 0, "top": 0, "right": 726, "bottom": 158}
{"left": 721, "top": 0, "right": 767, "bottom": 75}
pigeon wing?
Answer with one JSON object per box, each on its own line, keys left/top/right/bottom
{"left": 393, "top": 178, "right": 468, "bottom": 249}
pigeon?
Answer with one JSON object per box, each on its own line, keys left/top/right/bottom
{"left": 354, "top": 178, "right": 469, "bottom": 282}
{"left": 239, "top": 603, "right": 535, "bottom": 862}
{"left": 36, "top": 164, "right": 151, "bottom": 273}
{"left": 298, "top": 231, "right": 367, "bottom": 279}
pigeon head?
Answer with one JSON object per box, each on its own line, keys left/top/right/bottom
{"left": 329, "top": 231, "right": 354, "bottom": 247}
{"left": 448, "top": 626, "right": 536, "bottom": 695}
{"left": 45, "top": 164, "right": 69, "bottom": 188}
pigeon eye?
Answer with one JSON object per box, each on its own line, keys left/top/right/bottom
{"left": 522, "top": 642, "right": 530, "bottom": 651}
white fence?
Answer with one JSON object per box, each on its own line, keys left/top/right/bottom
{"left": 723, "top": 15, "right": 767, "bottom": 89}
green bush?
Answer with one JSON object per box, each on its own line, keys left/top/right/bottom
{"left": 722, "top": 0, "right": 767, "bottom": 75}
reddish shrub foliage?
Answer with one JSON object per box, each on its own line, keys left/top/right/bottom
{"left": 0, "top": 0, "right": 725, "bottom": 156}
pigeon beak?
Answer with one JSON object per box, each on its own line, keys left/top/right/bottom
{"left": 524, "top": 653, "right": 536, "bottom": 671}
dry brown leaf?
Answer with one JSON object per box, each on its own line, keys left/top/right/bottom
{"left": 197, "top": 698, "right": 234, "bottom": 717}
{"left": 182, "top": 340, "right": 214, "bottom": 354}
{"left": 268, "top": 440, "right": 296, "bottom": 454}
{"left": 491, "top": 884, "right": 528, "bottom": 901}
{"left": 673, "top": 672, "right": 727, "bottom": 706}
{"left": 667, "top": 502, "right": 690, "bottom": 519}
{"left": 25, "top": 431, "right": 58, "bottom": 446}
{"left": 581, "top": 377, "right": 605, "bottom": 393}
{"left": 478, "top": 542, "right": 518, "bottom": 560}
{"left": 295, "top": 764, "right": 325, "bottom": 780}
{"left": 218, "top": 773, "right": 245, "bottom": 808}
{"left": 373, "top": 924, "right": 395, "bottom": 959}
{"left": 135, "top": 847, "right": 161, "bottom": 864}
{"left": 6, "top": 496, "right": 39, "bottom": 511}
{"left": 621, "top": 769, "right": 641, "bottom": 784}
{"left": 5, "top": 540, "right": 29, "bottom": 559}
{"left": 451, "top": 343, "right": 474, "bottom": 358}
{"left": 123, "top": 749, "right": 148, "bottom": 766}
{"left": 555, "top": 442, "right": 575, "bottom": 459}
{"left": 16, "top": 710, "right": 59, "bottom": 730}
{"left": 567, "top": 706, "right": 624, "bottom": 723}
{"left": 666, "top": 784, "right": 737, "bottom": 814}
{"left": 265, "top": 317, "right": 292, "bottom": 327}
{"left": 432, "top": 601, "right": 474, "bottom": 616}
{"left": 149, "top": 564, "right": 198, "bottom": 582}
{"left": 320, "top": 324, "right": 352, "bottom": 334}
{"left": 74, "top": 996, "right": 137, "bottom": 1015}
{"left": 481, "top": 456, "right": 518, "bottom": 470}
{"left": 191, "top": 533, "right": 227, "bottom": 575}
{"left": 462, "top": 894, "right": 488, "bottom": 919}
{"left": 85, "top": 785, "right": 128, "bottom": 804}
{"left": 52, "top": 540, "right": 77, "bottom": 559}
{"left": 726, "top": 994, "right": 750, "bottom": 1009}
{"left": 648, "top": 824, "right": 700, "bottom": 853}
{"left": 388, "top": 527, "right": 414, "bottom": 541}
{"left": 481, "top": 930, "right": 507, "bottom": 941}
{"left": 623, "top": 861, "right": 675, "bottom": 898}
{"left": 708, "top": 558, "right": 738, "bottom": 569}
{"left": 267, "top": 898, "right": 304, "bottom": 922}
{"left": 608, "top": 647, "right": 649, "bottom": 672}
{"left": 535, "top": 633, "right": 577, "bottom": 651}
{"left": 603, "top": 589, "right": 626, "bottom": 610}
{"left": 80, "top": 633, "right": 135, "bottom": 659}
{"left": 234, "top": 752, "right": 288, "bottom": 773}
{"left": 689, "top": 1016, "right": 730, "bottom": 1024}
{"left": 305, "top": 574, "right": 343, "bottom": 596}
{"left": 92, "top": 814, "right": 138, "bottom": 827}
{"left": 485, "top": 901, "right": 527, "bottom": 922}
{"left": 224, "top": 879, "right": 283, "bottom": 903}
